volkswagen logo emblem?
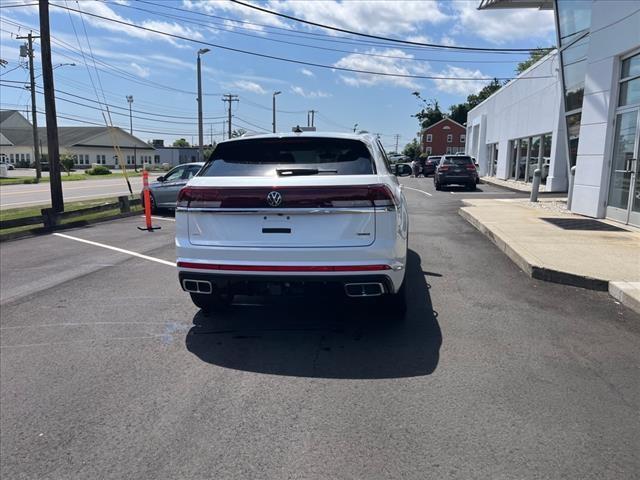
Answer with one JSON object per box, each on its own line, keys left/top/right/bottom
{"left": 266, "top": 191, "right": 283, "bottom": 207}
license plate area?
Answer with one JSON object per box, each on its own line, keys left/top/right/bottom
{"left": 188, "top": 210, "right": 376, "bottom": 247}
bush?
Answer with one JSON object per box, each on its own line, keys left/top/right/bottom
{"left": 86, "top": 165, "right": 111, "bottom": 175}
{"left": 60, "top": 155, "right": 75, "bottom": 176}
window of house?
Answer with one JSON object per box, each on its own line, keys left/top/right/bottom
{"left": 154, "top": 155, "right": 160, "bottom": 164}
{"left": 460, "top": 134, "right": 466, "bottom": 143}
{"left": 426, "top": 134, "right": 432, "bottom": 143}
{"left": 20, "top": 154, "right": 25, "bottom": 161}
{"left": 9, "top": 154, "right": 14, "bottom": 163}
{"left": 426, "top": 147, "right": 432, "bottom": 155}
{"left": 447, "top": 134, "right": 453, "bottom": 143}
{"left": 446, "top": 147, "right": 452, "bottom": 154}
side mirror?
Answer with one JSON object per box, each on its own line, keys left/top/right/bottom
{"left": 156, "top": 176, "right": 165, "bottom": 182}
{"left": 395, "top": 164, "right": 412, "bottom": 177}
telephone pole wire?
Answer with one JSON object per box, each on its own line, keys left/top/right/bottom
{"left": 222, "top": 94, "right": 239, "bottom": 138}
{"left": 17, "top": 32, "right": 42, "bottom": 182}
{"left": 38, "top": 0, "right": 63, "bottom": 212}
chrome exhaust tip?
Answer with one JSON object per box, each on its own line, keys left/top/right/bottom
{"left": 182, "top": 279, "right": 213, "bottom": 294}
{"left": 344, "top": 282, "right": 385, "bottom": 297}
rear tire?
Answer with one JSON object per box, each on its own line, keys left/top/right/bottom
{"left": 190, "top": 292, "right": 233, "bottom": 314}
{"left": 434, "top": 181, "right": 441, "bottom": 191}
{"left": 468, "top": 182, "right": 477, "bottom": 191}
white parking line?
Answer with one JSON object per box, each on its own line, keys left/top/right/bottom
{"left": 403, "top": 186, "right": 433, "bottom": 197}
{"left": 53, "top": 233, "right": 176, "bottom": 267}
{"left": 449, "top": 191, "right": 517, "bottom": 195}
{"left": 150, "top": 216, "right": 176, "bottom": 222}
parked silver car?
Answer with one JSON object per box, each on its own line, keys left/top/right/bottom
{"left": 144, "top": 162, "right": 204, "bottom": 211}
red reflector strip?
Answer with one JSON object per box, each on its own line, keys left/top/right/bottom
{"left": 177, "top": 262, "right": 391, "bottom": 272}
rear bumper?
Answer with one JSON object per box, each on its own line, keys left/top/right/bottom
{"left": 436, "top": 173, "right": 475, "bottom": 184}
{"left": 178, "top": 271, "right": 399, "bottom": 295}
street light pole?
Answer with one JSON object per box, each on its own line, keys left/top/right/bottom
{"left": 197, "top": 48, "right": 210, "bottom": 162}
{"left": 272, "top": 91, "right": 281, "bottom": 133}
{"left": 126, "top": 95, "right": 136, "bottom": 172}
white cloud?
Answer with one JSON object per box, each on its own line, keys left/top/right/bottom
{"left": 432, "top": 66, "right": 490, "bottom": 96}
{"left": 290, "top": 86, "right": 331, "bottom": 98}
{"left": 184, "top": 0, "right": 448, "bottom": 37}
{"left": 440, "top": 35, "right": 457, "bottom": 47}
{"left": 300, "top": 68, "right": 315, "bottom": 77}
{"left": 129, "top": 62, "right": 150, "bottom": 78}
{"left": 450, "top": 0, "right": 555, "bottom": 45}
{"left": 227, "top": 80, "right": 267, "bottom": 94}
{"left": 333, "top": 48, "right": 428, "bottom": 89}
{"left": 279, "top": 1, "right": 449, "bottom": 36}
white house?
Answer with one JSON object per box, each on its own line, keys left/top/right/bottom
{"left": 469, "top": 0, "right": 640, "bottom": 227}
{"left": 0, "top": 110, "right": 155, "bottom": 169}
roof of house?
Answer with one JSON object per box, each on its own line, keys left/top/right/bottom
{"left": 421, "top": 117, "right": 466, "bottom": 132}
{"left": 0, "top": 111, "right": 153, "bottom": 149}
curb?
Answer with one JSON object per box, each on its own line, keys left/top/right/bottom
{"left": 609, "top": 282, "right": 640, "bottom": 314}
{"left": 459, "top": 207, "right": 609, "bottom": 292}
{"left": 480, "top": 177, "right": 557, "bottom": 195}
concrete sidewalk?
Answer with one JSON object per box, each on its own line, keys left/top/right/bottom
{"left": 459, "top": 198, "right": 640, "bottom": 314}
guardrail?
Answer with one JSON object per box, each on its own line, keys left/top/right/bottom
{"left": 0, "top": 195, "right": 141, "bottom": 231}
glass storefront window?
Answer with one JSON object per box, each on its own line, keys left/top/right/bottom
{"left": 542, "top": 134, "right": 552, "bottom": 184}
{"left": 567, "top": 113, "right": 581, "bottom": 167}
{"left": 517, "top": 138, "right": 528, "bottom": 180}
{"left": 527, "top": 137, "right": 540, "bottom": 182}
{"left": 619, "top": 53, "right": 640, "bottom": 108}
{"left": 557, "top": 0, "right": 592, "bottom": 46}
{"left": 621, "top": 54, "right": 640, "bottom": 78}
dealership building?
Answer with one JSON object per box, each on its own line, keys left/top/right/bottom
{"left": 466, "top": 0, "right": 640, "bottom": 227}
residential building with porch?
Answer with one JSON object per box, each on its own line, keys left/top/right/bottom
{"left": 420, "top": 117, "right": 466, "bottom": 156}
{"left": 468, "top": 0, "right": 640, "bottom": 227}
{"left": 0, "top": 110, "right": 154, "bottom": 169}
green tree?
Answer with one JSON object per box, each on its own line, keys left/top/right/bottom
{"left": 60, "top": 154, "right": 75, "bottom": 176}
{"left": 466, "top": 78, "right": 503, "bottom": 110}
{"left": 230, "top": 128, "right": 247, "bottom": 138}
{"left": 448, "top": 103, "right": 469, "bottom": 125}
{"left": 173, "top": 138, "right": 190, "bottom": 147}
{"left": 515, "top": 48, "right": 552, "bottom": 75}
{"left": 411, "top": 92, "right": 444, "bottom": 129}
{"left": 402, "top": 139, "right": 421, "bottom": 160}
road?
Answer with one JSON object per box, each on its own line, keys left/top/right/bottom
{"left": 1, "top": 179, "right": 638, "bottom": 479}
{"left": 0, "top": 173, "right": 157, "bottom": 210}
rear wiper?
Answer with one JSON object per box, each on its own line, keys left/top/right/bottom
{"left": 276, "top": 168, "right": 338, "bottom": 176}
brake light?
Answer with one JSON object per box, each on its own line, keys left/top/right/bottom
{"left": 438, "top": 165, "right": 449, "bottom": 172}
{"left": 466, "top": 164, "right": 476, "bottom": 170}
{"left": 177, "top": 185, "right": 397, "bottom": 209}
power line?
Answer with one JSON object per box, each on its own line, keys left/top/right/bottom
{"left": 109, "top": 1, "right": 528, "bottom": 65}
{"left": 229, "top": 0, "right": 552, "bottom": 53}
{"left": 50, "top": 4, "right": 550, "bottom": 82}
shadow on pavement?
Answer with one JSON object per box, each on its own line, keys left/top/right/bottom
{"left": 185, "top": 250, "right": 442, "bottom": 379}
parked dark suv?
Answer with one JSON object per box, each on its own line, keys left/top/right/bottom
{"left": 434, "top": 155, "right": 477, "bottom": 191}
{"left": 422, "top": 155, "right": 441, "bottom": 176}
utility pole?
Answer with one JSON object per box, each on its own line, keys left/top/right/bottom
{"left": 210, "top": 123, "right": 213, "bottom": 146}
{"left": 308, "top": 110, "right": 316, "bottom": 128}
{"left": 353, "top": 123, "right": 358, "bottom": 133}
{"left": 272, "top": 91, "right": 281, "bottom": 133}
{"left": 222, "top": 94, "right": 239, "bottom": 138}
{"left": 196, "top": 48, "right": 210, "bottom": 162}
{"left": 18, "top": 32, "right": 41, "bottom": 182}
{"left": 38, "top": 0, "right": 63, "bottom": 212}
{"left": 394, "top": 134, "right": 401, "bottom": 153}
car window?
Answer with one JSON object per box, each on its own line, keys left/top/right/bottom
{"left": 200, "top": 138, "right": 375, "bottom": 177}
{"left": 163, "top": 166, "right": 186, "bottom": 182}
{"left": 182, "top": 165, "right": 202, "bottom": 180}
{"left": 442, "top": 156, "right": 473, "bottom": 166}
{"left": 376, "top": 140, "right": 393, "bottom": 173}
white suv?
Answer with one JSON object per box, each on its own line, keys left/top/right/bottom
{"left": 175, "top": 133, "right": 409, "bottom": 313}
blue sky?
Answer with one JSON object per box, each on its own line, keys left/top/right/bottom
{"left": 0, "top": 0, "right": 555, "bottom": 152}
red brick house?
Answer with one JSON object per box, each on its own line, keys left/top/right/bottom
{"left": 420, "top": 117, "right": 466, "bottom": 156}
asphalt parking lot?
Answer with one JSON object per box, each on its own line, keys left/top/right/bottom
{"left": 1, "top": 179, "right": 639, "bottom": 479}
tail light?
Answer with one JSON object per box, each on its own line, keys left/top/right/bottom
{"left": 438, "top": 165, "right": 449, "bottom": 172}
{"left": 466, "top": 164, "right": 476, "bottom": 171}
{"left": 177, "top": 184, "right": 397, "bottom": 209}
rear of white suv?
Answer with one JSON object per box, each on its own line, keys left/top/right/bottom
{"left": 175, "top": 133, "right": 408, "bottom": 313}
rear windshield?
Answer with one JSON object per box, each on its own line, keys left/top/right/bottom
{"left": 428, "top": 156, "right": 441, "bottom": 161}
{"left": 442, "top": 156, "right": 473, "bottom": 166}
{"left": 200, "top": 137, "right": 375, "bottom": 177}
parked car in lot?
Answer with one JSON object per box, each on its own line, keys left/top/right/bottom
{"left": 0, "top": 161, "right": 15, "bottom": 170}
{"left": 175, "top": 133, "right": 409, "bottom": 314}
{"left": 434, "top": 155, "right": 477, "bottom": 191}
{"left": 422, "top": 156, "right": 441, "bottom": 176}
{"left": 144, "top": 162, "right": 204, "bottom": 211}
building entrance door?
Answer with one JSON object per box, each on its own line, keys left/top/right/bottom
{"left": 606, "top": 109, "right": 640, "bottom": 226}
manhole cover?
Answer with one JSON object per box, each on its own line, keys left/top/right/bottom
{"left": 541, "top": 217, "right": 628, "bottom": 232}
